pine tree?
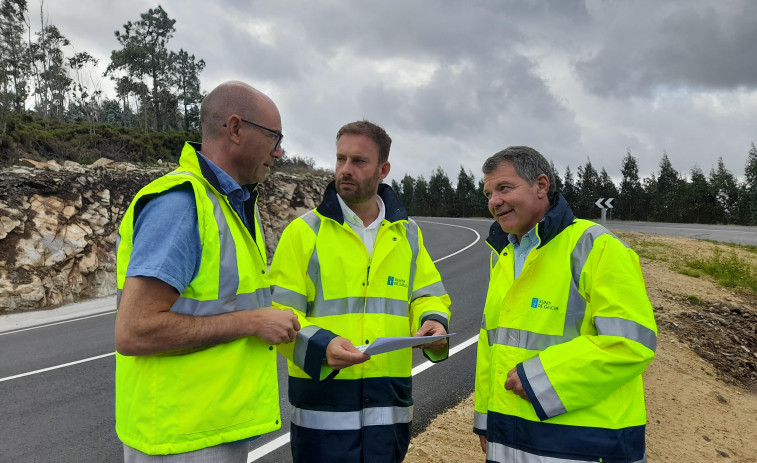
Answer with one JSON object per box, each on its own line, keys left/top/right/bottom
{"left": 654, "top": 152, "right": 681, "bottom": 222}
{"left": 744, "top": 143, "right": 757, "bottom": 225}
{"left": 684, "top": 166, "right": 716, "bottom": 224}
{"left": 412, "top": 175, "right": 430, "bottom": 216}
{"left": 454, "top": 166, "right": 477, "bottom": 217}
{"left": 428, "top": 166, "right": 454, "bottom": 217}
{"left": 576, "top": 159, "right": 600, "bottom": 218}
{"left": 709, "top": 157, "right": 739, "bottom": 224}
{"left": 562, "top": 166, "right": 578, "bottom": 211}
{"left": 618, "top": 149, "right": 642, "bottom": 220}
{"left": 399, "top": 174, "right": 414, "bottom": 214}
{"left": 107, "top": 5, "right": 177, "bottom": 131}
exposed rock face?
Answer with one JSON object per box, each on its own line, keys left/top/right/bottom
{"left": 0, "top": 159, "right": 330, "bottom": 313}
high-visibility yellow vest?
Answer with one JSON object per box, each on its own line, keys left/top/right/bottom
{"left": 269, "top": 183, "right": 451, "bottom": 462}
{"left": 474, "top": 194, "right": 657, "bottom": 463}
{"left": 115, "top": 142, "right": 280, "bottom": 455}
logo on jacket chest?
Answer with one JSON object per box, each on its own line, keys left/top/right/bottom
{"left": 387, "top": 276, "right": 409, "bottom": 288}
{"left": 531, "top": 297, "right": 559, "bottom": 311}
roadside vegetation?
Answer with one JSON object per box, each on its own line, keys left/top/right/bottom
{"left": 622, "top": 232, "right": 757, "bottom": 294}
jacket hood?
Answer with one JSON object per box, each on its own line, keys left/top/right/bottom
{"left": 317, "top": 181, "right": 408, "bottom": 224}
{"left": 486, "top": 193, "right": 576, "bottom": 254}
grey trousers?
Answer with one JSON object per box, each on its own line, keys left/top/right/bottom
{"left": 123, "top": 441, "right": 252, "bottom": 463}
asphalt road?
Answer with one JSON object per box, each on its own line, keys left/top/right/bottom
{"left": 605, "top": 220, "right": 757, "bottom": 246}
{"left": 3, "top": 218, "right": 751, "bottom": 462}
{"left": 0, "top": 217, "right": 494, "bottom": 463}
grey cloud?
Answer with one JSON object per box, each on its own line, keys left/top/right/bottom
{"left": 576, "top": 1, "right": 757, "bottom": 97}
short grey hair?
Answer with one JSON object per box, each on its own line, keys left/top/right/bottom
{"left": 482, "top": 146, "right": 556, "bottom": 197}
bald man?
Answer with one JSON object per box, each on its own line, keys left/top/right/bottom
{"left": 114, "top": 81, "right": 300, "bottom": 462}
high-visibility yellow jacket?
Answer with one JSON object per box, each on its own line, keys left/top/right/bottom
{"left": 115, "top": 142, "right": 280, "bottom": 455}
{"left": 474, "top": 194, "right": 657, "bottom": 463}
{"left": 269, "top": 182, "right": 451, "bottom": 463}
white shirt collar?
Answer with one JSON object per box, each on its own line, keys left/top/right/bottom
{"left": 336, "top": 194, "right": 385, "bottom": 230}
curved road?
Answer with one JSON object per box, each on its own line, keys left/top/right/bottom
{"left": 0, "top": 217, "right": 494, "bottom": 463}
{"left": 2, "top": 218, "right": 752, "bottom": 462}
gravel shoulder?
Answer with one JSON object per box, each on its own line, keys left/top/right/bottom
{"left": 404, "top": 231, "right": 757, "bottom": 463}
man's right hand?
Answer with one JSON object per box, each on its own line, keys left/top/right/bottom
{"left": 479, "top": 435, "right": 487, "bottom": 453}
{"left": 249, "top": 308, "right": 301, "bottom": 344}
{"left": 326, "top": 337, "right": 370, "bottom": 370}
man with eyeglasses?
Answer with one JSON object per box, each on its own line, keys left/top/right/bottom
{"left": 114, "top": 81, "right": 300, "bottom": 462}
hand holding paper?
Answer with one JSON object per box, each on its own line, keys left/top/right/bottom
{"left": 355, "top": 333, "right": 456, "bottom": 356}
{"left": 414, "top": 319, "right": 449, "bottom": 350}
{"left": 327, "top": 336, "right": 370, "bottom": 370}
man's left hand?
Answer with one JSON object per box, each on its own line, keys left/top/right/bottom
{"left": 413, "top": 320, "right": 448, "bottom": 350}
{"left": 505, "top": 367, "right": 531, "bottom": 402}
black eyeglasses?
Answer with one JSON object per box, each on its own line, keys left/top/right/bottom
{"left": 225, "top": 118, "right": 283, "bottom": 151}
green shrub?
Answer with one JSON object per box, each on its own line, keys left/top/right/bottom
{"left": 683, "top": 248, "right": 756, "bottom": 292}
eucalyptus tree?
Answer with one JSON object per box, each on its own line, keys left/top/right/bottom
{"left": 0, "top": 0, "right": 31, "bottom": 126}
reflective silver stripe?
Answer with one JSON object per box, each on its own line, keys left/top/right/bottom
{"left": 271, "top": 286, "right": 308, "bottom": 312}
{"left": 595, "top": 316, "right": 657, "bottom": 352}
{"left": 487, "top": 327, "right": 565, "bottom": 351}
{"left": 290, "top": 405, "right": 413, "bottom": 430}
{"left": 474, "top": 411, "right": 487, "bottom": 431}
{"left": 488, "top": 225, "right": 613, "bottom": 351}
{"left": 522, "top": 355, "right": 566, "bottom": 418}
{"left": 405, "top": 219, "right": 420, "bottom": 300}
{"left": 301, "top": 210, "right": 321, "bottom": 234}
{"left": 171, "top": 288, "right": 271, "bottom": 316}
{"left": 411, "top": 280, "right": 447, "bottom": 300}
{"left": 481, "top": 313, "right": 486, "bottom": 330}
{"left": 308, "top": 297, "right": 409, "bottom": 317}
{"left": 293, "top": 325, "right": 321, "bottom": 369}
{"left": 487, "top": 441, "right": 616, "bottom": 463}
{"left": 205, "top": 185, "right": 241, "bottom": 300}
{"left": 491, "top": 250, "right": 499, "bottom": 269}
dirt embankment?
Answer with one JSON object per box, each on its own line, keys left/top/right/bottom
{"left": 405, "top": 231, "right": 757, "bottom": 463}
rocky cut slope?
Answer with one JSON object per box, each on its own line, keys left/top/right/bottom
{"left": 0, "top": 158, "right": 330, "bottom": 313}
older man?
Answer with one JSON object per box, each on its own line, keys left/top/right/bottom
{"left": 115, "top": 81, "right": 300, "bottom": 462}
{"left": 474, "top": 146, "right": 657, "bottom": 462}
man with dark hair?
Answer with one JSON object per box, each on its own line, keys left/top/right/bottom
{"left": 115, "top": 81, "right": 300, "bottom": 462}
{"left": 269, "top": 120, "right": 452, "bottom": 462}
{"left": 474, "top": 146, "right": 657, "bottom": 462}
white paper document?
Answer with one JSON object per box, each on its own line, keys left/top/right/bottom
{"left": 355, "top": 333, "right": 456, "bottom": 356}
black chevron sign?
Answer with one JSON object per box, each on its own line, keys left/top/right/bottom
{"left": 595, "top": 197, "right": 615, "bottom": 209}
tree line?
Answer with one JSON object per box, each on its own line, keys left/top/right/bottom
{"left": 391, "top": 145, "right": 757, "bottom": 226}
{"left": 0, "top": 1, "right": 204, "bottom": 136}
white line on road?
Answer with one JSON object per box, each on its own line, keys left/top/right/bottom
{"left": 0, "top": 352, "right": 114, "bottom": 383}
{"left": 416, "top": 220, "right": 482, "bottom": 263}
{"left": 0, "top": 311, "right": 117, "bottom": 336}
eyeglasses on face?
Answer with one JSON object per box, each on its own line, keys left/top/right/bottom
{"left": 224, "top": 118, "right": 283, "bottom": 151}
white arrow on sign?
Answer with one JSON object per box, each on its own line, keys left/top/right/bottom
{"left": 595, "top": 197, "right": 615, "bottom": 209}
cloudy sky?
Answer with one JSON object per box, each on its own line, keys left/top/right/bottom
{"left": 33, "top": 0, "right": 757, "bottom": 185}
